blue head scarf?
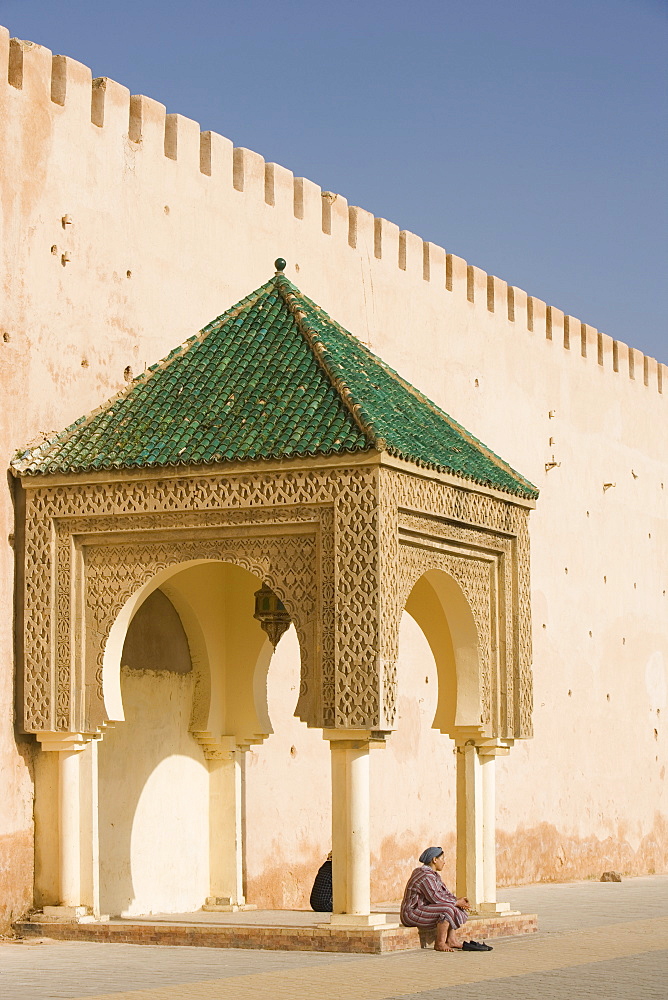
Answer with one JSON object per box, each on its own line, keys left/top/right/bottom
{"left": 419, "top": 847, "right": 444, "bottom": 865}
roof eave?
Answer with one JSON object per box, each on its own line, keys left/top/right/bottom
{"left": 12, "top": 447, "right": 385, "bottom": 489}
{"left": 378, "top": 451, "right": 538, "bottom": 508}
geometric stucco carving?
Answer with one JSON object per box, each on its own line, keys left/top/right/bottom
{"left": 18, "top": 458, "right": 534, "bottom": 743}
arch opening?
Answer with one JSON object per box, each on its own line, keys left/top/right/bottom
{"left": 403, "top": 568, "right": 483, "bottom": 738}
{"left": 98, "top": 560, "right": 279, "bottom": 916}
{"left": 96, "top": 557, "right": 328, "bottom": 916}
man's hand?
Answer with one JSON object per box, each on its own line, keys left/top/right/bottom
{"left": 455, "top": 897, "right": 471, "bottom": 910}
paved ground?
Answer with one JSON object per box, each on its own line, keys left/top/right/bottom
{"left": 2, "top": 875, "right": 666, "bottom": 1000}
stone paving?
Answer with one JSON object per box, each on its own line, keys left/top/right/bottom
{"left": 2, "top": 875, "right": 667, "bottom": 1000}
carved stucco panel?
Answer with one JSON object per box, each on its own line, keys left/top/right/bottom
{"left": 22, "top": 470, "right": 337, "bottom": 734}
{"left": 515, "top": 513, "right": 534, "bottom": 737}
{"left": 384, "top": 468, "right": 532, "bottom": 740}
{"left": 334, "top": 469, "right": 385, "bottom": 728}
{"left": 387, "top": 468, "right": 521, "bottom": 535}
{"left": 22, "top": 467, "right": 380, "bottom": 734}
{"left": 23, "top": 494, "right": 55, "bottom": 730}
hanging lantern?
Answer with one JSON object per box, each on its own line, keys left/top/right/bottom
{"left": 253, "top": 584, "right": 291, "bottom": 648}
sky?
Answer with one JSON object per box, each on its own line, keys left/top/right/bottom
{"left": 1, "top": 0, "right": 666, "bottom": 361}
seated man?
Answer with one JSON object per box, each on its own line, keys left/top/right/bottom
{"left": 401, "top": 847, "right": 491, "bottom": 951}
{"left": 309, "top": 851, "right": 333, "bottom": 912}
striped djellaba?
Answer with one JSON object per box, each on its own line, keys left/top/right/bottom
{"left": 400, "top": 867, "right": 469, "bottom": 929}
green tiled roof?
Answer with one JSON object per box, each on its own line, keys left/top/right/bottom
{"left": 11, "top": 272, "right": 538, "bottom": 499}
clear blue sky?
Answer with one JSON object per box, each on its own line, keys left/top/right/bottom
{"left": 2, "top": 0, "right": 666, "bottom": 361}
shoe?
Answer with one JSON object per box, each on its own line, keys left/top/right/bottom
{"left": 462, "top": 940, "right": 493, "bottom": 951}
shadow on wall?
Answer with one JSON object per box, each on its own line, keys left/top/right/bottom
{"left": 98, "top": 590, "right": 209, "bottom": 916}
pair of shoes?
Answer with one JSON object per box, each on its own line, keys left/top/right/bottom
{"left": 462, "top": 940, "right": 493, "bottom": 951}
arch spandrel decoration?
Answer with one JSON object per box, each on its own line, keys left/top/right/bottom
{"left": 18, "top": 459, "right": 534, "bottom": 744}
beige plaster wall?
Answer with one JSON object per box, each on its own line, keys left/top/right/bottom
{"left": 370, "top": 612, "right": 458, "bottom": 900}
{"left": 98, "top": 668, "right": 209, "bottom": 916}
{"left": 0, "top": 27, "right": 666, "bottom": 922}
{"left": 247, "top": 613, "right": 458, "bottom": 909}
{"left": 245, "top": 626, "right": 332, "bottom": 908}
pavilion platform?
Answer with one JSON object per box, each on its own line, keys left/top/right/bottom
{"left": 18, "top": 906, "right": 537, "bottom": 954}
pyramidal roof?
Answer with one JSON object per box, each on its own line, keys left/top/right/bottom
{"left": 11, "top": 269, "right": 538, "bottom": 500}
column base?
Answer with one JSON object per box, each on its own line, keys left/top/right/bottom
{"left": 32, "top": 906, "right": 94, "bottom": 923}
{"left": 202, "top": 897, "right": 257, "bottom": 912}
{"left": 324, "top": 913, "right": 397, "bottom": 929}
{"left": 477, "top": 901, "right": 517, "bottom": 915}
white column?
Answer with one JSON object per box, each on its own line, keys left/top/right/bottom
{"left": 478, "top": 746, "right": 512, "bottom": 914}
{"left": 59, "top": 749, "right": 82, "bottom": 906}
{"left": 78, "top": 739, "right": 101, "bottom": 917}
{"left": 200, "top": 740, "right": 258, "bottom": 913}
{"left": 456, "top": 742, "right": 484, "bottom": 908}
{"left": 327, "top": 734, "right": 387, "bottom": 928}
{"left": 481, "top": 751, "right": 497, "bottom": 906}
{"left": 206, "top": 750, "right": 246, "bottom": 909}
{"left": 36, "top": 733, "right": 95, "bottom": 921}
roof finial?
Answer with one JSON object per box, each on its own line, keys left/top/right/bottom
{"left": 274, "top": 257, "right": 287, "bottom": 273}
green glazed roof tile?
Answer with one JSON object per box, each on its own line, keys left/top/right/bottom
{"left": 11, "top": 273, "right": 537, "bottom": 499}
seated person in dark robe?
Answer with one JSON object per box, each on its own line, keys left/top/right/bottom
{"left": 309, "top": 851, "right": 333, "bottom": 911}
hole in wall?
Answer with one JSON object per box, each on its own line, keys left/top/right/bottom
{"left": 126, "top": 270, "right": 132, "bottom": 279}
{"left": 81, "top": 359, "right": 89, "bottom": 368}
{"left": 164, "top": 205, "right": 170, "bottom": 215}
{"left": 2, "top": 332, "right": 9, "bottom": 343}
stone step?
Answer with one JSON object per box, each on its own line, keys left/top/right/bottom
{"left": 16, "top": 912, "right": 537, "bottom": 954}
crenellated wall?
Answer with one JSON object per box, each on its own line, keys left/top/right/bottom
{"left": 1, "top": 26, "right": 666, "bottom": 927}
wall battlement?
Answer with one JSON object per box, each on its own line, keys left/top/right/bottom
{"left": 1, "top": 25, "right": 665, "bottom": 396}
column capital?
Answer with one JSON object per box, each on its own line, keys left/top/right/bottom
{"left": 476, "top": 737, "right": 513, "bottom": 758}
{"left": 36, "top": 732, "right": 97, "bottom": 752}
{"left": 323, "top": 729, "right": 389, "bottom": 749}
{"left": 453, "top": 735, "right": 512, "bottom": 756}
{"left": 192, "top": 731, "right": 267, "bottom": 760}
